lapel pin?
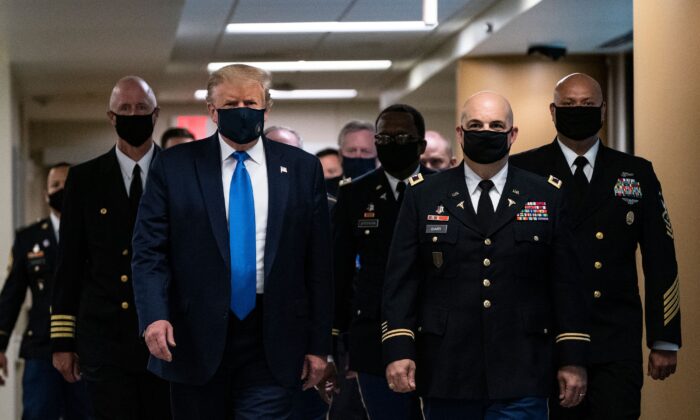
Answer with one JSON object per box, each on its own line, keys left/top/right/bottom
{"left": 511, "top": 189, "right": 520, "bottom": 195}
{"left": 508, "top": 198, "right": 516, "bottom": 207}
{"left": 280, "top": 166, "right": 287, "bottom": 173}
{"left": 43, "top": 239, "right": 50, "bottom": 247}
{"left": 376, "top": 185, "right": 382, "bottom": 190}
{"left": 367, "top": 203, "right": 375, "bottom": 212}
{"left": 436, "top": 205, "right": 445, "bottom": 214}
{"left": 451, "top": 191, "right": 460, "bottom": 197}
{"left": 380, "top": 193, "right": 387, "bottom": 200}
{"left": 457, "top": 201, "right": 465, "bottom": 209}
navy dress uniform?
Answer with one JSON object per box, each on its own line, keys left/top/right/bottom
{"left": 381, "top": 164, "right": 589, "bottom": 413}
{"left": 511, "top": 139, "right": 681, "bottom": 419}
{"left": 50, "top": 146, "right": 170, "bottom": 419}
{"left": 333, "top": 167, "right": 432, "bottom": 419}
{"left": 0, "top": 218, "right": 89, "bottom": 419}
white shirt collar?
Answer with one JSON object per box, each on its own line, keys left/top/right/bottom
{"left": 463, "top": 162, "right": 508, "bottom": 196}
{"left": 219, "top": 134, "right": 264, "bottom": 166}
{"left": 115, "top": 142, "right": 155, "bottom": 180}
{"left": 384, "top": 165, "right": 420, "bottom": 197}
{"left": 50, "top": 212, "right": 60, "bottom": 241}
{"left": 557, "top": 137, "right": 600, "bottom": 173}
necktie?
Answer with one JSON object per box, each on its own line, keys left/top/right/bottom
{"left": 129, "top": 164, "right": 142, "bottom": 224}
{"left": 476, "top": 180, "right": 495, "bottom": 233}
{"left": 573, "top": 156, "right": 590, "bottom": 207}
{"left": 229, "top": 152, "right": 256, "bottom": 320}
{"left": 396, "top": 181, "right": 406, "bottom": 205}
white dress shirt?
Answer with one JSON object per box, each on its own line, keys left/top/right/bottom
{"left": 557, "top": 138, "right": 600, "bottom": 181}
{"left": 384, "top": 166, "right": 420, "bottom": 200}
{"left": 50, "top": 212, "right": 60, "bottom": 243}
{"left": 115, "top": 142, "right": 155, "bottom": 195}
{"left": 463, "top": 162, "right": 509, "bottom": 213}
{"left": 220, "top": 135, "right": 269, "bottom": 294}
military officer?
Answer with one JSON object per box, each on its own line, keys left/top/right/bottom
{"left": 50, "top": 76, "right": 170, "bottom": 419}
{"left": 0, "top": 163, "right": 90, "bottom": 420}
{"left": 333, "top": 104, "right": 432, "bottom": 419}
{"left": 510, "top": 73, "right": 681, "bottom": 420}
{"left": 382, "top": 92, "right": 590, "bottom": 419}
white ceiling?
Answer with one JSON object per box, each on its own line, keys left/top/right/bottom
{"left": 0, "top": 0, "right": 632, "bottom": 108}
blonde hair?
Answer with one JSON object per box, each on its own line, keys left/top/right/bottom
{"left": 206, "top": 64, "right": 272, "bottom": 106}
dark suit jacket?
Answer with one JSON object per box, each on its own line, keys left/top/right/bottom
{"left": 510, "top": 140, "right": 681, "bottom": 363}
{"left": 0, "top": 218, "right": 57, "bottom": 359}
{"left": 333, "top": 166, "right": 433, "bottom": 375}
{"left": 132, "top": 134, "right": 333, "bottom": 387}
{"left": 382, "top": 164, "right": 589, "bottom": 399}
{"left": 51, "top": 146, "right": 159, "bottom": 371}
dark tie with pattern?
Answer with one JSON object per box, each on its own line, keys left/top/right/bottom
{"left": 396, "top": 181, "right": 406, "bottom": 205}
{"left": 476, "top": 179, "right": 495, "bottom": 232}
{"left": 129, "top": 164, "right": 142, "bottom": 223}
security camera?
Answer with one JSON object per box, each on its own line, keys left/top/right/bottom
{"left": 527, "top": 44, "right": 567, "bottom": 61}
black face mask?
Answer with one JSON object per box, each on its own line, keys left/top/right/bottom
{"left": 114, "top": 112, "right": 156, "bottom": 147}
{"left": 324, "top": 176, "right": 342, "bottom": 197}
{"left": 461, "top": 128, "right": 512, "bottom": 164}
{"left": 48, "top": 189, "right": 65, "bottom": 213}
{"left": 554, "top": 105, "right": 603, "bottom": 141}
{"left": 342, "top": 157, "right": 376, "bottom": 179}
{"left": 376, "top": 142, "right": 422, "bottom": 174}
{"left": 217, "top": 107, "right": 265, "bottom": 144}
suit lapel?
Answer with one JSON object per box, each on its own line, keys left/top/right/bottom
{"left": 439, "top": 166, "right": 481, "bottom": 235}
{"left": 551, "top": 140, "right": 575, "bottom": 188}
{"left": 489, "top": 167, "right": 530, "bottom": 236}
{"left": 195, "top": 136, "right": 230, "bottom": 266}
{"left": 101, "top": 148, "right": 131, "bottom": 230}
{"left": 263, "top": 138, "right": 289, "bottom": 278}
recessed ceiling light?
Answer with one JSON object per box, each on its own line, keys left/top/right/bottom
{"left": 207, "top": 60, "right": 392, "bottom": 73}
{"left": 194, "top": 89, "right": 358, "bottom": 101}
{"left": 226, "top": 21, "right": 436, "bottom": 33}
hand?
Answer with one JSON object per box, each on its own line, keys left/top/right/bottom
{"left": 558, "top": 365, "right": 587, "bottom": 408}
{"left": 301, "top": 354, "right": 327, "bottom": 391}
{"left": 53, "top": 352, "right": 81, "bottom": 383}
{"left": 144, "top": 320, "right": 176, "bottom": 362}
{"left": 0, "top": 352, "right": 7, "bottom": 386}
{"left": 316, "top": 361, "right": 339, "bottom": 404}
{"left": 648, "top": 349, "right": 677, "bottom": 380}
{"left": 385, "top": 359, "right": 416, "bottom": 393}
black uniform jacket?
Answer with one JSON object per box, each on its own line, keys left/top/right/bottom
{"left": 333, "top": 166, "right": 432, "bottom": 375}
{"left": 510, "top": 140, "right": 681, "bottom": 363}
{"left": 51, "top": 146, "right": 159, "bottom": 371}
{"left": 382, "top": 164, "right": 590, "bottom": 400}
{"left": 0, "top": 218, "right": 57, "bottom": 359}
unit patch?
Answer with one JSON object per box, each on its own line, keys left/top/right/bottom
{"left": 516, "top": 202, "right": 549, "bottom": 221}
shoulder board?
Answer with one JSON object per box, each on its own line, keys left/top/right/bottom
{"left": 408, "top": 173, "right": 424, "bottom": 186}
{"left": 339, "top": 177, "right": 352, "bottom": 187}
{"left": 547, "top": 175, "right": 562, "bottom": 189}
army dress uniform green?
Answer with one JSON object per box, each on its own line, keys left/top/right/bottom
{"left": 381, "top": 164, "right": 590, "bottom": 401}
{"left": 511, "top": 140, "right": 681, "bottom": 419}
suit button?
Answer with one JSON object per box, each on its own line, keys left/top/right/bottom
{"left": 122, "top": 249, "right": 129, "bottom": 256}
{"left": 121, "top": 302, "right": 129, "bottom": 310}
{"left": 34, "top": 266, "right": 40, "bottom": 272}
{"left": 483, "top": 258, "right": 491, "bottom": 267}
{"left": 364, "top": 230, "right": 370, "bottom": 235}
{"left": 38, "top": 281, "right": 45, "bottom": 291}
{"left": 483, "top": 279, "right": 491, "bottom": 287}
{"left": 27, "top": 330, "right": 33, "bottom": 336}
{"left": 533, "top": 235, "right": 539, "bottom": 242}
{"left": 594, "top": 261, "right": 603, "bottom": 270}
{"left": 100, "top": 208, "right": 108, "bottom": 215}
{"left": 596, "top": 232, "right": 604, "bottom": 240}
{"left": 483, "top": 300, "right": 491, "bottom": 309}
{"left": 543, "top": 328, "right": 548, "bottom": 334}
{"left": 484, "top": 238, "right": 492, "bottom": 246}
{"left": 417, "top": 326, "right": 423, "bottom": 332}
{"left": 594, "top": 290, "right": 602, "bottom": 299}
{"left": 120, "top": 275, "right": 128, "bottom": 283}
{"left": 432, "top": 236, "right": 438, "bottom": 243}
{"left": 357, "top": 310, "right": 361, "bottom": 315}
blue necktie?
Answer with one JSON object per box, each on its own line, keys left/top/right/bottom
{"left": 229, "top": 151, "right": 256, "bottom": 320}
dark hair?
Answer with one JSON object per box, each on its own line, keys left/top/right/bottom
{"left": 375, "top": 104, "right": 426, "bottom": 140}
{"left": 49, "top": 162, "right": 71, "bottom": 171}
{"left": 161, "top": 127, "right": 195, "bottom": 148}
{"left": 315, "top": 148, "right": 340, "bottom": 159}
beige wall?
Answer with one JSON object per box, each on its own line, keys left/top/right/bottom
{"left": 635, "top": 1, "right": 700, "bottom": 418}
{"left": 456, "top": 56, "right": 608, "bottom": 155}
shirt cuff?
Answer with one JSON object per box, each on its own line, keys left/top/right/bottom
{"left": 652, "top": 341, "right": 679, "bottom": 351}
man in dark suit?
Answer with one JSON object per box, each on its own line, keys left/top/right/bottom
{"left": 510, "top": 73, "right": 681, "bottom": 420}
{"left": 51, "top": 76, "right": 170, "bottom": 419}
{"left": 131, "top": 64, "right": 332, "bottom": 419}
{"left": 383, "top": 91, "right": 590, "bottom": 419}
{"left": 0, "top": 163, "right": 89, "bottom": 419}
{"left": 333, "top": 104, "right": 432, "bottom": 419}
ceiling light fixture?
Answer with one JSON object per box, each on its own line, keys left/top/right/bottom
{"left": 194, "top": 89, "right": 358, "bottom": 101}
{"left": 207, "top": 60, "right": 392, "bottom": 72}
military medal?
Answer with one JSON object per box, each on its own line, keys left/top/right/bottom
{"left": 614, "top": 177, "right": 642, "bottom": 198}
{"left": 517, "top": 202, "right": 549, "bottom": 221}
{"left": 427, "top": 215, "right": 449, "bottom": 221}
{"left": 626, "top": 211, "right": 635, "bottom": 225}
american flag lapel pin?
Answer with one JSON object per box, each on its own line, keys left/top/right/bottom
{"left": 280, "top": 166, "right": 287, "bottom": 173}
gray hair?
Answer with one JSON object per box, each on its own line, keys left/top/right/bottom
{"left": 337, "top": 120, "right": 374, "bottom": 148}
{"left": 264, "top": 125, "right": 303, "bottom": 148}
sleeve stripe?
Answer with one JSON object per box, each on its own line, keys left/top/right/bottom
{"left": 556, "top": 336, "right": 591, "bottom": 343}
{"left": 664, "top": 304, "right": 680, "bottom": 326}
{"left": 664, "top": 287, "right": 679, "bottom": 307}
{"left": 381, "top": 328, "right": 414, "bottom": 340}
{"left": 381, "top": 331, "right": 415, "bottom": 342}
{"left": 50, "top": 333, "right": 75, "bottom": 338}
{"left": 555, "top": 333, "right": 591, "bottom": 339}
{"left": 51, "top": 315, "right": 76, "bottom": 321}
{"left": 664, "top": 277, "right": 679, "bottom": 300}
{"left": 664, "top": 298, "right": 680, "bottom": 320}
{"left": 50, "top": 321, "right": 75, "bottom": 327}
{"left": 50, "top": 327, "right": 75, "bottom": 333}
{"left": 331, "top": 329, "right": 340, "bottom": 336}
{"left": 664, "top": 294, "right": 680, "bottom": 314}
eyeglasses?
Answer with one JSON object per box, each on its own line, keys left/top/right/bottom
{"left": 374, "top": 133, "right": 422, "bottom": 145}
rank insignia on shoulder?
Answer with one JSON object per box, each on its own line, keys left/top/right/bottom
{"left": 408, "top": 173, "right": 424, "bottom": 186}
{"left": 339, "top": 177, "right": 352, "bottom": 187}
{"left": 547, "top": 175, "right": 562, "bottom": 189}
{"left": 614, "top": 177, "right": 642, "bottom": 198}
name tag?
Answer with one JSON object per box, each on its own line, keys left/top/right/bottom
{"left": 425, "top": 224, "right": 448, "bottom": 234}
{"left": 357, "top": 219, "right": 379, "bottom": 228}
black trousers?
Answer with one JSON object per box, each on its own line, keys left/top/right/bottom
{"left": 84, "top": 365, "right": 171, "bottom": 420}
{"left": 549, "top": 360, "right": 643, "bottom": 420}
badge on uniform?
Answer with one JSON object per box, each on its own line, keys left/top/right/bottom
{"left": 427, "top": 215, "right": 449, "bottom": 221}
{"left": 516, "top": 202, "right": 549, "bottom": 221}
{"left": 27, "top": 244, "right": 44, "bottom": 259}
{"left": 659, "top": 191, "right": 674, "bottom": 239}
{"left": 614, "top": 177, "right": 642, "bottom": 198}
{"left": 357, "top": 219, "right": 379, "bottom": 228}
{"left": 426, "top": 224, "right": 448, "bottom": 234}
{"left": 432, "top": 251, "right": 443, "bottom": 268}
{"left": 364, "top": 204, "right": 375, "bottom": 218}
{"left": 626, "top": 211, "right": 635, "bottom": 225}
